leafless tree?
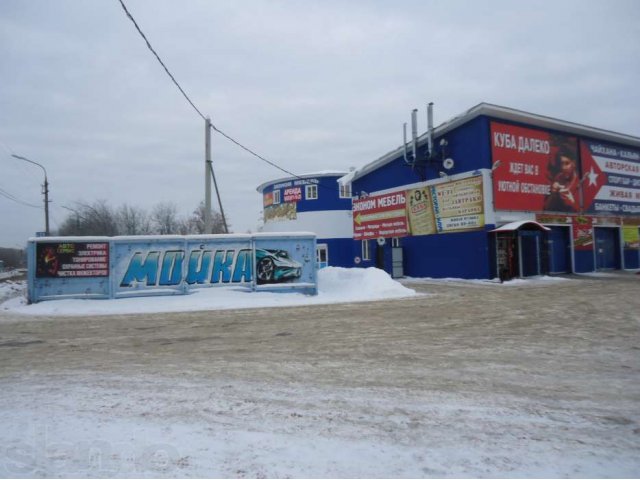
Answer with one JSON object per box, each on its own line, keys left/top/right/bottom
{"left": 151, "top": 202, "right": 180, "bottom": 235}
{"left": 187, "top": 201, "right": 228, "bottom": 234}
{"left": 116, "top": 204, "right": 152, "bottom": 235}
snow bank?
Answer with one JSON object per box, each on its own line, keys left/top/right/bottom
{"left": 0, "top": 267, "right": 417, "bottom": 317}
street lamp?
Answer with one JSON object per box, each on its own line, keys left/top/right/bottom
{"left": 11, "top": 154, "right": 50, "bottom": 236}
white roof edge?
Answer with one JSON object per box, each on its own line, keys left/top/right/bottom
{"left": 256, "top": 171, "right": 348, "bottom": 193}
{"left": 490, "top": 220, "right": 551, "bottom": 232}
{"left": 348, "top": 102, "right": 640, "bottom": 184}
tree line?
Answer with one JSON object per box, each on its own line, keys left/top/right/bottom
{"left": 57, "top": 200, "right": 228, "bottom": 236}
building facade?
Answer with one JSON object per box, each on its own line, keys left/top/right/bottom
{"left": 340, "top": 103, "right": 640, "bottom": 279}
{"left": 257, "top": 172, "right": 353, "bottom": 268}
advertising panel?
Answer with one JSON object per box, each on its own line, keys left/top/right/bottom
{"left": 28, "top": 234, "right": 318, "bottom": 302}
{"left": 432, "top": 176, "right": 484, "bottom": 233}
{"left": 264, "top": 203, "right": 297, "bottom": 223}
{"left": 491, "top": 122, "right": 579, "bottom": 213}
{"left": 622, "top": 226, "right": 640, "bottom": 249}
{"left": 353, "top": 192, "right": 409, "bottom": 240}
{"left": 36, "top": 242, "right": 109, "bottom": 278}
{"left": 353, "top": 175, "right": 485, "bottom": 240}
{"left": 580, "top": 140, "right": 640, "bottom": 216}
{"left": 406, "top": 187, "right": 436, "bottom": 236}
{"left": 283, "top": 187, "right": 302, "bottom": 202}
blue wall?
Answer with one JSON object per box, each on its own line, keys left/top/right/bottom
{"left": 262, "top": 175, "right": 351, "bottom": 212}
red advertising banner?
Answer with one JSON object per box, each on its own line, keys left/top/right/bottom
{"left": 283, "top": 187, "right": 302, "bottom": 202}
{"left": 353, "top": 192, "right": 409, "bottom": 240}
{"left": 491, "top": 122, "right": 579, "bottom": 213}
{"left": 580, "top": 140, "right": 640, "bottom": 215}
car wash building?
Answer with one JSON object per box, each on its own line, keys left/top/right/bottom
{"left": 257, "top": 171, "right": 353, "bottom": 268}
{"left": 340, "top": 103, "right": 640, "bottom": 279}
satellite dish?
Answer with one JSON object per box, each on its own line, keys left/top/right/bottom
{"left": 377, "top": 237, "right": 386, "bottom": 246}
{"left": 443, "top": 158, "right": 455, "bottom": 170}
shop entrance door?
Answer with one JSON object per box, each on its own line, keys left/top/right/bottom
{"left": 496, "top": 234, "right": 518, "bottom": 281}
{"left": 547, "top": 226, "right": 571, "bottom": 273}
{"left": 595, "top": 227, "right": 620, "bottom": 270}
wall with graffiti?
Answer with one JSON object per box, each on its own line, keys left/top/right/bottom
{"left": 28, "top": 233, "right": 317, "bottom": 303}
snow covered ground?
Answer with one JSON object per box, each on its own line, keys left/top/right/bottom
{"left": 1, "top": 267, "right": 418, "bottom": 317}
{"left": 1, "top": 268, "right": 638, "bottom": 477}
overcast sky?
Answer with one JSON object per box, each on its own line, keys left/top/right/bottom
{"left": 1, "top": 0, "right": 639, "bottom": 247}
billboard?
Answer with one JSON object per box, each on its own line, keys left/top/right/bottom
{"left": 264, "top": 203, "right": 297, "bottom": 223}
{"left": 580, "top": 140, "right": 640, "bottom": 216}
{"left": 36, "top": 242, "right": 109, "bottom": 278}
{"left": 353, "top": 191, "right": 409, "bottom": 240}
{"left": 491, "top": 122, "right": 579, "bottom": 213}
{"left": 353, "top": 175, "right": 485, "bottom": 240}
{"left": 28, "top": 234, "right": 318, "bottom": 302}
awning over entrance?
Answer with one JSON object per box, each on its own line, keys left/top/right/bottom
{"left": 490, "top": 220, "right": 551, "bottom": 233}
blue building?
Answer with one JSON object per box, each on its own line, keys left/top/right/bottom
{"left": 339, "top": 103, "right": 640, "bottom": 279}
{"left": 257, "top": 171, "right": 353, "bottom": 268}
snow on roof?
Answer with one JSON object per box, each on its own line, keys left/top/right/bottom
{"left": 256, "top": 171, "right": 348, "bottom": 193}
{"left": 490, "top": 221, "right": 551, "bottom": 232}
{"left": 347, "top": 102, "right": 640, "bottom": 184}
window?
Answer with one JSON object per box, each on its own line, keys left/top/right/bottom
{"left": 362, "top": 240, "right": 370, "bottom": 261}
{"left": 273, "top": 189, "right": 281, "bottom": 204}
{"left": 316, "top": 244, "right": 328, "bottom": 269}
{"left": 305, "top": 184, "right": 318, "bottom": 200}
{"left": 339, "top": 183, "right": 352, "bottom": 198}
{"left": 392, "top": 237, "right": 401, "bottom": 247}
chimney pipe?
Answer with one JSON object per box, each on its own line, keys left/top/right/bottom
{"left": 427, "top": 102, "right": 434, "bottom": 157}
{"left": 411, "top": 108, "right": 418, "bottom": 161}
{"left": 403, "top": 122, "right": 410, "bottom": 164}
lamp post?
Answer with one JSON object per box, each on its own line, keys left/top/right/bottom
{"left": 11, "top": 154, "right": 50, "bottom": 236}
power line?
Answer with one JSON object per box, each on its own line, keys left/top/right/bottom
{"left": 117, "top": 0, "right": 206, "bottom": 121}
{"left": 0, "top": 186, "right": 42, "bottom": 209}
{"left": 116, "top": 0, "right": 341, "bottom": 199}
{"left": 210, "top": 123, "right": 342, "bottom": 195}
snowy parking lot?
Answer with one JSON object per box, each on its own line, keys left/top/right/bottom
{"left": 0, "top": 269, "right": 639, "bottom": 477}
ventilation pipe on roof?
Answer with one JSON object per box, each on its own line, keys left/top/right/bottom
{"left": 427, "top": 102, "right": 434, "bottom": 158}
{"left": 403, "top": 122, "right": 410, "bottom": 164}
{"left": 411, "top": 108, "right": 418, "bottom": 161}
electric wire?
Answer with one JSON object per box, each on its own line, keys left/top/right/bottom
{"left": 117, "top": 0, "right": 206, "bottom": 121}
{"left": 0, "top": 186, "right": 42, "bottom": 209}
{"left": 210, "top": 123, "right": 344, "bottom": 195}
{"left": 117, "top": 0, "right": 344, "bottom": 205}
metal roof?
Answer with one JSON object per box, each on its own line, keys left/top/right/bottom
{"left": 256, "top": 170, "right": 348, "bottom": 193}
{"left": 344, "top": 102, "right": 640, "bottom": 184}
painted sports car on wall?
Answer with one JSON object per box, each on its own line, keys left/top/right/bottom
{"left": 255, "top": 248, "right": 302, "bottom": 284}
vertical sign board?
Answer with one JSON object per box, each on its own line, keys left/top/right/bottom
{"left": 491, "top": 122, "right": 580, "bottom": 213}
{"left": 580, "top": 140, "right": 640, "bottom": 216}
{"left": 28, "top": 234, "right": 318, "bottom": 302}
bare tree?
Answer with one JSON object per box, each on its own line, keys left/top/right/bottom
{"left": 187, "top": 201, "right": 228, "bottom": 234}
{"left": 116, "top": 204, "right": 152, "bottom": 235}
{"left": 58, "top": 200, "right": 118, "bottom": 236}
{"left": 151, "top": 202, "right": 180, "bottom": 235}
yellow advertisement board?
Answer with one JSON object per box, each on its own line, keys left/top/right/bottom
{"left": 431, "top": 176, "right": 485, "bottom": 233}
{"left": 623, "top": 226, "right": 640, "bottom": 249}
{"left": 406, "top": 187, "right": 436, "bottom": 236}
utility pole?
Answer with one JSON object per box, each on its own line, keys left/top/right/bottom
{"left": 11, "top": 154, "right": 50, "bottom": 236}
{"left": 204, "top": 117, "right": 212, "bottom": 234}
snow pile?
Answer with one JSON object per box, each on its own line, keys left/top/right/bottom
{"left": 0, "top": 267, "right": 417, "bottom": 317}
{"left": 318, "top": 266, "right": 415, "bottom": 299}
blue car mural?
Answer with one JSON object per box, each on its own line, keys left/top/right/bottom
{"left": 255, "top": 248, "right": 302, "bottom": 284}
